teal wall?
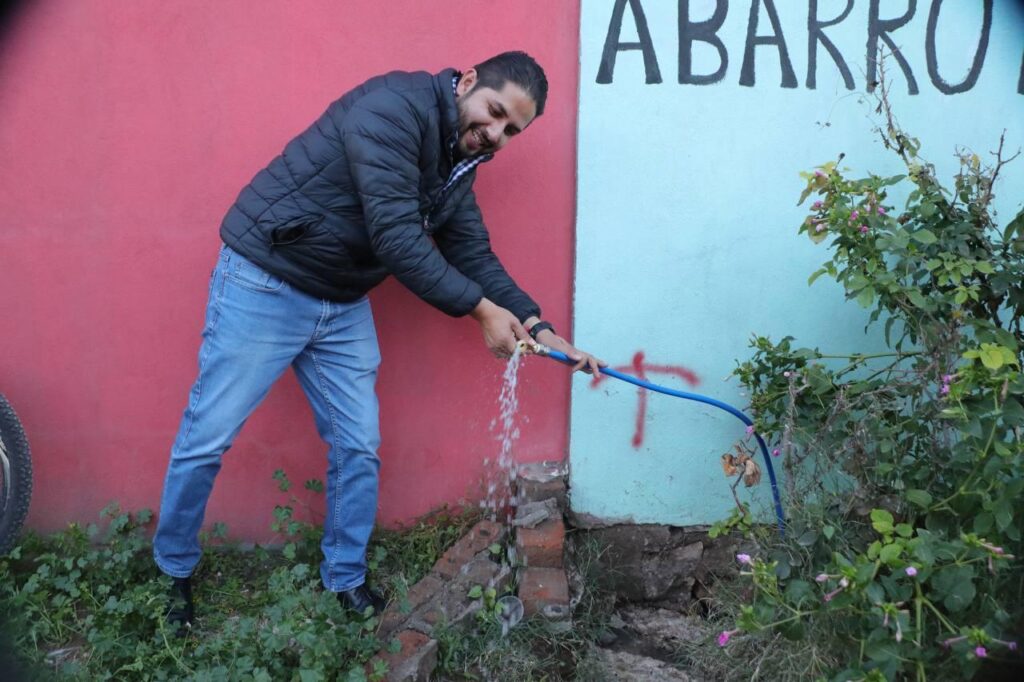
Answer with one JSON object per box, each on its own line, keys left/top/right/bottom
{"left": 571, "top": 0, "right": 1024, "bottom": 525}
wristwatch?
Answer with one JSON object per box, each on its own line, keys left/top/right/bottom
{"left": 528, "top": 321, "right": 555, "bottom": 341}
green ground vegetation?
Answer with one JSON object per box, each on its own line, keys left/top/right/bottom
{"left": 692, "top": 82, "right": 1024, "bottom": 681}
{"left": 0, "top": 471, "right": 615, "bottom": 681}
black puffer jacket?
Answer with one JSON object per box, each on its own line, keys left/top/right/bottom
{"left": 219, "top": 68, "right": 540, "bottom": 322}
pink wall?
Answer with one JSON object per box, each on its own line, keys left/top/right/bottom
{"left": 0, "top": 1, "right": 580, "bottom": 540}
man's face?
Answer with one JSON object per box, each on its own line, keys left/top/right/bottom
{"left": 454, "top": 68, "right": 537, "bottom": 159}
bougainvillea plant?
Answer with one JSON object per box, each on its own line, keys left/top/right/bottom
{"left": 716, "top": 80, "right": 1024, "bottom": 681}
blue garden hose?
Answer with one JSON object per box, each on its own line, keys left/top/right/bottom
{"left": 537, "top": 347, "right": 786, "bottom": 535}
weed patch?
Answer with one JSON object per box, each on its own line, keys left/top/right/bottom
{"left": 0, "top": 470, "right": 481, "bottom": 681}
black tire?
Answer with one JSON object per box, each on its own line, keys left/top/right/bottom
{"left": 0, "top": 393, "right": 32, "bottom": 555}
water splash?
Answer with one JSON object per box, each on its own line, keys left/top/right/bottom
{"left": 481, "top": 344, "right": 525, "bottom": 526}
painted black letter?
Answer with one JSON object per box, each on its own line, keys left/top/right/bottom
{"left": 596, "top": 0, "right": 663, "bottom": 84}
{"left": 807, "top": 0, "right": 854, "bottom": 90}
{"left": 867, "top": 0, "right": 918, "bottom": 94}
{"left": 679, "top": 0, "right": 729, "bottom": 85}
{"left": 1019, "top": 48, "right": 1024, "bottom": 94}
{"left": 740, "top": 0, "right": 797, "bottom": 88}
{"left": 925, "top": 0, "right": 992, "bottom": 94}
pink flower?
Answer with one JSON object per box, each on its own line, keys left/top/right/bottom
{"left": 942, "top": 374, "right": 955, "bottom": 383}
{"left": 736, "top": 553, "right": 753, "bottom": 565}
{"left": 745, "top": 425, "right": 755, "bottom": 435}
{"left": 905, "top": 566, "right": 918, "bottom": 577}
{"left": 1009, "top": 641, "right": 1018, "bottom": 651}
{"left": 815, "top": 169, "right": 826, "bottom": 178}
{"left": 975, "top": 646, "right": 987, "bottom": 658}
{"left": 772, "top": 448, "right": 780, "bottom": 457}
{"left": 850, "top": 210, "right": 859, "bottom": 220}
{"left": 812, "top": 201, "right": 823, "bottom": 210}
{"left": 878, "top": 207, "right": 886, "bottom": 215}
{"left": 859, "top": 225, "right": 869, "bottom": 234}
{"left": 940, "top": 384, "right": 950, "bottom": 395}
{"left": 783, "top": 371, "right": 791, "bottom": 378}
{"left": 717, "top": 629, "right": 736, "bottom": 647}
{"left": 815, "top": 573, "right": 829, "bottom": 583}
{"left": 815, "top": 225, "right": 825, "bottom": 233}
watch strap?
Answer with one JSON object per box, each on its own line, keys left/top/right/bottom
{"left": 528, "top": 321, "right": 555, "bottom": 340}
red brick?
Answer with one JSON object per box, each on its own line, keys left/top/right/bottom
{"left": 433, "top": 519, "right": 505, "bottom": 578}
{"left": 518, "top": 567, "right": 569, "bottom": 618}
{"left": 459, "top": 556, "right": 502, "bottom": 585}
{"left": 403, "top": 573, "right": 444, "bottom": 611}
{"left": 370, "top": 629, "right": 437, "bottom": 681}
{"left": 516, "top": 477, "right": 566, "bottom": 506}
{"left": 379, "top": 573, "right": 444, "bottom": 637}
{"left": 515, "top": 519, "right": 565, "bottom": 568}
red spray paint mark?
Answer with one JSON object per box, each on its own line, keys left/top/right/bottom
{"left": 590, "top": 351, "right": 701, "bottom": 449}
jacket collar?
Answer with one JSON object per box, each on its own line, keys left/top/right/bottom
{"left": 435, "top": 68, "right": 461, "bottom": 152}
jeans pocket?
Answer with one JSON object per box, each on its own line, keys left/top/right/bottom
{"left": 226, "top": 254, "right": 286, "bottom": 292}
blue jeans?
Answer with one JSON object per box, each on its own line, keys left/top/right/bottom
{"left": 153, "top": 245, "right": 382, "bottom": 591}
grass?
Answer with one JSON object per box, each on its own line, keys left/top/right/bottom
{"left": 0, "top": 494, "right": 479, "bottom": 681}
{"left": 0, "top": 484, "right": 619, "bottom": 681}
{"left": 433, "top": 533, "right": 617, "bottom": 681}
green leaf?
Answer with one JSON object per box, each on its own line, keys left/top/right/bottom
{"left": 797, "top": 530, "right": 819, "bottom": 547}
{"left": 906, "top": 489, "right": 932, "bottom": 508}
{"left": 880, "top": 543, "right": 902, "bottom": 564}
{"left": 943, "top": 579, "right": 977, "bottom": 612}
{"left": 979, "top": 346, "right": 1005, "bottom": 370}
{"left": 871, "top": 509, "right": 895, "bottom": 534}
{"left": 467, "top": 585, "right": 483, "bottom": 599}
{"left": 973, "top": 512, "right": 994, "bottom": 534}
{"left": 912, "top": 229, "right": 937, "bottom": 244}
{"left": 994, "top": 498, "right": 1013, "bottom": 530}
{"left": 880, "top": 174, "right": 907, "bottom": 187}
{"left": 866, "top": 582, "right": 885, "bottom": 605}
{"left": 1002, "top": 400, "right": 1024, "bottom": 426}
{"left": 808, "top": 267, "right": 829, "bottom": 286}
{"left": 1002, "top": 208, "right": 1024, "bottom": 241}
{"left": 784, "top": 579, "right": 813, "bottom": 606}
{"left": 895, "top": 524, "right": 913, "bottom": 538}
{"left": 856, "top": 287, "right": 876, "bottom": 308}
{"left": 907, "top": 289, "right": 928, "bottom": 308}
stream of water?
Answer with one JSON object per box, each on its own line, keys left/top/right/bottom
{"left": 481, "top": 344, "right": 525, "bottom": 528}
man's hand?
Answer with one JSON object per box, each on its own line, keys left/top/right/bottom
{"left": 470, "top": 298, "right": 530, "bottom": 359}
{"left": 533, "top": 328, "right": 606, "bottom": 375}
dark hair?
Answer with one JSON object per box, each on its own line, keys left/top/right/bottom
{"left": 472, "top": 51, "right": 549, "bottom": 117}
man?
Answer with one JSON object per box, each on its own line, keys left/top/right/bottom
{"left": 153, "top": 51, "right": 602, "bottom": 630}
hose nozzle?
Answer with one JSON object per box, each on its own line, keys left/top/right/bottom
{"left": 516, "top": 339, "right": 549, "bottom": 356}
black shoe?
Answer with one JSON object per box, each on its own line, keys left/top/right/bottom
{"left": 166, "top": 577, "right": 194, "bottom": 636}
{"left": 337, "top": 584, "right": 385, "bottom": 618}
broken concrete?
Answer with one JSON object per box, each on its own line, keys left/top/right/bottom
{"left": 588, "top": 645, "right": 698, "bottom": 681}
{"left": 574, "top": 523, "right": 753, "bottom": 608}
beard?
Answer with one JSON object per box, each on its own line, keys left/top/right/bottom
{"left": 454, "top": 98, "right": 492, "bottom": 160}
